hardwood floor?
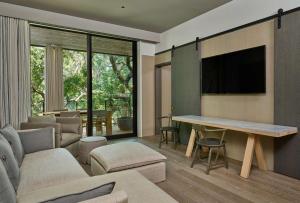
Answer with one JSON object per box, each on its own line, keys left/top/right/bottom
{"left": 138, "top": 136, "right": 300, "bottom": 203}
{"left": 83, "top": 136, "right": 300, "bottom": 203}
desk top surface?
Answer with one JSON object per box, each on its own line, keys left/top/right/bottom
{"left": 172, "top": 115, "right": 298, "bottom": 137}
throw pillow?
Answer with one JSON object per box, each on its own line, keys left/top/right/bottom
{"left": 0, "top": 134, "right": 20, "bottom": 191}
{"left": 0, "top": 125, "right": 24, "bottom": 166}
{"left": 0, "top": 160, "right": 16, "bottom": 203}
{"left": 42, "top": 182, "right": 115, "bottom": 203}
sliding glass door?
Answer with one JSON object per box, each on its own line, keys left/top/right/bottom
{"left": 30, "top": 25, "right": 137, "bottom": 138}
{"left": 91, "top": 36, "right": 136, "bottom": 137}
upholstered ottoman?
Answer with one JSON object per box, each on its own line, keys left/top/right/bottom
{"left": 90, "top": 142, "right": 167, "bottom": 183}
{"left": 79, "top": 136, "right": 107, "bottom": 164}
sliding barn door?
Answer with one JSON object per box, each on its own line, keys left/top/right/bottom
{"left": 274, "top": 10, "right": 300, "bottom": 179}
{"left": 171, "top": 43, "right": 201, "bottom": 144}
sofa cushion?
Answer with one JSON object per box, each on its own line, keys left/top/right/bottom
{"left": 0, "top": 160, "right": 16, "bottom": 203}
{"left": 41, "top": 182, "right": 115, "bottom": 203}
{"left": 28, "top": 115, "right": 56, "bottom": 123}
{"left": 90, "top": 142, "right": 166, "bottom": 173}
{"left": 17, "top": 171, "right": 177, "bottom": 203}
{"left": 0, "top": 134, "right": 20, "bottom": 190}
{"left": 61, "top": 133, "right": 81, "bottom": 147}
{"left": 17, "top": 148, "right": 88, "bottom": 195}
{"left": 61, "top": 123, "right": 80, "bottom": 134}
{"left": 0, "top": 125, "right": 24, "bottom": 166}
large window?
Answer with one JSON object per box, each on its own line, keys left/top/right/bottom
{"left": 63, "top": 50, "right": 87, "bottom": 111}
{"left": 30, "top": 46, "right": 45, "bottom": 116}
{"left": 30, "top": 25, "right": 137, "bottom": 138}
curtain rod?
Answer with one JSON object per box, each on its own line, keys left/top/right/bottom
{"left": 155, "top": 6, "right": 300, "bottom": 56}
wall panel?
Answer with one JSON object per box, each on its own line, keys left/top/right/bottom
{"left": 201, "top": 20, "right": 275, "bottom": 169}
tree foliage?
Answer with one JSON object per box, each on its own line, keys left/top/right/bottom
{"left": 31, "top": 46, "right": 133, "bottom": 120}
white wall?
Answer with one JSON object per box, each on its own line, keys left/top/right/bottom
{"left": 138, "top": 42, "right": 156, "bottom": 137}
{"left": 0, "top": 2, "right": 160, "bottom": 43}
{"left": 156, "top": 0, "right": 300, "bottom": 52}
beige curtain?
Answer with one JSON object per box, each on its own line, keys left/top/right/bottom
{"left": 0, "top": 16, "right": 30, "bottom": 128}
{"left": 45, "top": 46, "right": 64, "bottom": 112}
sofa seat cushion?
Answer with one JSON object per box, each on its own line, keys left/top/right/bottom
{"left": 17, "top": 148, "right": 88, "bottom": 196}
{"left": 61, "top": 133, "right": 81, "bottom": 147}
{"left": 17, "top": 170, "right": 177, "bottom": 203}
{"left": 90, "top": 142, "right": 166, "bottom": 173}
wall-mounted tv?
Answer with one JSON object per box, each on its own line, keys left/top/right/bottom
{"left": 201, "top": 45, "right": 266, "bottom": 94}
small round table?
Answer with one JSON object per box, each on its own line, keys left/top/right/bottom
{"left": 79, "top": 136, "right": 107, "bottom": 165}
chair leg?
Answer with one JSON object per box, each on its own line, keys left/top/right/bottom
{"left": 173, "top": 132, "right": 177, "bottom": 149}
{"left": 165, "top": 131, "right": 168, "bottom": 145}
{"left": 223, "top": 145, "right": 228, "bottom": 169}
{"left": 190, "top": 144, "right": 199, "bottom": 168}
{"left": 215, "top": 148, "right": 220, "bottom": 164}
{"left": 159, "top": 131, "right": 164, "bottom": 148}
{"left": 206, "top": 148, "right": 213, "bottom": 174}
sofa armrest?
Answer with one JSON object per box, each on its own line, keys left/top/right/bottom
{"left": 79, "top": 191, "right": 128, "bottom": 203}
{"left": 56, "top": 117, "right": 83, "bottom": 135}
{"left": 18, "top": 128, "right": 55, "bottom": 154}
{"left": 20, "top": 122, "right": 61, "bottom": 148}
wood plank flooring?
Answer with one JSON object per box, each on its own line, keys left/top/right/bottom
{"left": 83, "top": 136, "right": 300, "bottom": 203}
{"left": 139, "top": 136, "right": 300, "bottom": 203}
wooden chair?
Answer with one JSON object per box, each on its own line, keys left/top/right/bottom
{"left": 158, "top": 114, "right": 180, "bottom": 149}
{"left": 190, "top": 126, "right": 228, "bottom": 174}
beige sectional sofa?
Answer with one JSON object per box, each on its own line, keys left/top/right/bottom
{"left": 1, "top": 127, "right": 177, "bottom": 203}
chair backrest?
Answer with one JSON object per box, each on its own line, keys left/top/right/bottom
{"left": 203, "top": 127, "right": 227, "bottom": 144}
{"left": 60, "top": 111, "right": 80, "bottom": 118}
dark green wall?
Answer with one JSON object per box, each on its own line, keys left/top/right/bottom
{"left": 171, "top": 43, "right": 201, "bottom": 144}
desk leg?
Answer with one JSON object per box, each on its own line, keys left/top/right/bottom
{"left": 240, "top": 134, "right": 256, "bottom": 178}
{"left": 240, "top": 134, "right": 268, "bottom": 178}
{"left": 255, "top": 137, "right": 268, "bottom": 170}
{"left": 185, "top": 129, "right": 196, "bottom": 157}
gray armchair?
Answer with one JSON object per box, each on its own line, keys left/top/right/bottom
{"left": 20, "top": 116, "right": 82, "bottom": 156}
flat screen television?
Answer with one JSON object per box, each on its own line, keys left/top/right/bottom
{"left": 201, "top": 45, "right": 266, "bottom": 94}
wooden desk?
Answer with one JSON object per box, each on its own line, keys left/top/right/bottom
{"left": 172, "top": 115, "right": 298, "bottom": 178}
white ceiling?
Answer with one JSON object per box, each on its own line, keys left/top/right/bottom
{"left": 3, "top": 0, "right": 231, "bottom": 32}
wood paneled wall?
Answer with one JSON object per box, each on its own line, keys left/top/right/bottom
{"left": 201, "top": 20, "right": 275, "bottom": 169}
{"left": 142, "top": 55, "right": 155, "bottom": 136}
{"left": 154, "top": 21, "right": 275, "bottom": 169}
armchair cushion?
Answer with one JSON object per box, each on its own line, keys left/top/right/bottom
{"left": 0, "top": 134, "right": 20, "bottom": 191}
{"left": 20, "top": 122, "right": 61, "bottom": 148}
{"left": 61, "top": 133, "right": 81, "bottom": 148}
{"left": 18, "top": 128, "right": 55, "bottom": 154}
{"left": 28, "top": 115, "right": 56, "bottom": 123}
{"left": 56, "top": 117, "right": 82, "bottom": 135}
{"left": 61, "top": 123, "right": 81, "bottom": 134}
{"left": 0, "top": 125, "right": 24, "bottom": 166}
{"left": 0, "top": 160, "right": 16, "bottom": 203}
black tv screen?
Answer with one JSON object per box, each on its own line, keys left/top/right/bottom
{"left": 202, "top": 45, "right": 266, "bottom": 94}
